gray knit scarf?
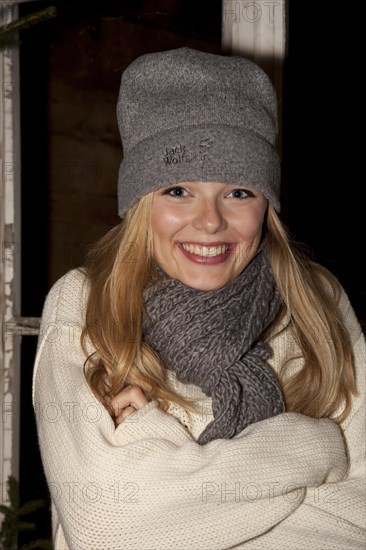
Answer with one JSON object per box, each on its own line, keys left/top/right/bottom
{"left": 142, "top": 250, "right": 285, "bottom": 444}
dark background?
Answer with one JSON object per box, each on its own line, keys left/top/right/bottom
{"left": 17, "top": 0, "right": 364, "bottom": 542}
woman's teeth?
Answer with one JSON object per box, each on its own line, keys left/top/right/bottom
{"left": 181, "top": 243, "right": 229, "bottom": 257}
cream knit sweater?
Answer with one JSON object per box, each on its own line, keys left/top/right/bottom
{"left": 32, "top": 269, "right": 366, "bottom": 550}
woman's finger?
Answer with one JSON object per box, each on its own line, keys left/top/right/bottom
{"left": 115, "top": 405, "right": 137, "bottom": 425}
{"left": 110, "top": 385, "right": 149, "bottom": 420}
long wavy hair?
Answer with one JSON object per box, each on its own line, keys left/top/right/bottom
{"left": 81, "top": 194, "right": 358, "bottom": 422}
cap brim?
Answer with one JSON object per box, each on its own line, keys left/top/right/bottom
{"left": 118, "top": 125, "right": 281, "bottom": 218}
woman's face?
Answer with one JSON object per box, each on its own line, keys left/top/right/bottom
{"left": 151, "top": 181, "right": 268, "bottom": 290}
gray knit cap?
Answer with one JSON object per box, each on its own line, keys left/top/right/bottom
{"left": 117, "top": 47, "right": 281, "bottom": 218}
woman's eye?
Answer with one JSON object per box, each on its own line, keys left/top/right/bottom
{"left": 162, "top": 186, "right": 188, "bottom": 197}
{"left": 228, "top": 188, "right": 254, "bottom": 199}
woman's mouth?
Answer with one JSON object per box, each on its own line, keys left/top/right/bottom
{"left": 177, "top": 242, "right": 236, "bottom": 264}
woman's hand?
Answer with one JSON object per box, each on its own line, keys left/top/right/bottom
{"left": 110, "top": 385, "right": 150, "bottom": 425}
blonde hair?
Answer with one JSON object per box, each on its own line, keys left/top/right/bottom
{"left": 263, "top": 205, "right": 358, "bottom": 422}
{"left": 82, "top": 195, "right": 358, "bottom": 422}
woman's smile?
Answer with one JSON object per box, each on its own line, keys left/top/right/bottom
{"left": 177, "top": 241, "right": 236, "bottom": 264}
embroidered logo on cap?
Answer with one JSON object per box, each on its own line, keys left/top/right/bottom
{"left": 162, "top": 138, "right": 214, "bottom": 166}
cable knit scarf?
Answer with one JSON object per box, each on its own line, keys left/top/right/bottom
{"left": 142, "top": 250, "right": 285, "bottom": 444}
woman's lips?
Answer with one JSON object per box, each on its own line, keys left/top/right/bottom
{"left": 176, "top": 242, "right": 236, "bottom": 265}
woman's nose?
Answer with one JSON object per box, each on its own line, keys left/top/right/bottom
{"left": 192, "top": 198, "right": 227, "bottom": 233}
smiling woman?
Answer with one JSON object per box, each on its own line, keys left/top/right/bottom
{"left": 32, "top": 47, "right": 365, "bottom": 549}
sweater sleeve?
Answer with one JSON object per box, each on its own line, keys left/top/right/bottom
{"left": 242, "top": 286, "right": 366, "bottom": 550}
{"left": 32, "top": 270, "right": 348, "bottom": 550}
